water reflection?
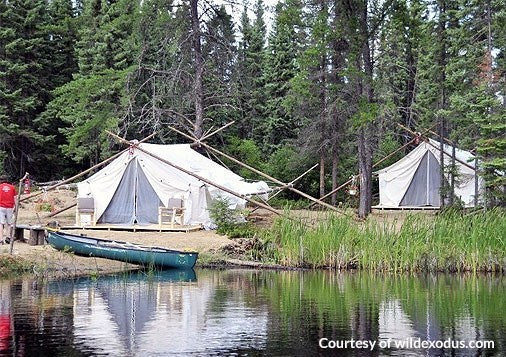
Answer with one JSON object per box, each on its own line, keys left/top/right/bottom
{"left": 0, "top": 270, "right": 503, "bottom": 356}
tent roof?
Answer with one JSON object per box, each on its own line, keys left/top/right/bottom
{"left": 375, "top": 138, "right": 476, "bottom": 176}
{"left": 375, "top": 138, "right": 481, "bottom": 208}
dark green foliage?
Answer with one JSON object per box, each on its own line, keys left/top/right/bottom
{"left": 0, "top": 0, "right": 503, "bottom": 207}
{"left": 0, "top": 0, "right": 53, "bottom": 177}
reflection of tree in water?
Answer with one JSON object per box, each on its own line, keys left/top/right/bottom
{"left": 257, "top": 271, "right": 505, "bottom": 356}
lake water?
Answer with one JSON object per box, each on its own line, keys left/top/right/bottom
{"left": 0, "top": 269, "right": 503, "bottom": 356}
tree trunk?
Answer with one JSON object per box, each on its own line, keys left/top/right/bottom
{"left": 190, "top": 0, "right": 204, "bottom": 138}
{"left": 357, "top": 0, "right": 374, "bottom": 218}
{"left": 331, "top": 144, "right": 338, "bottom": 206}
{"left": 358, "top": 127, "right": 373, "bottom": 218}
{"left": 318, "top": 1, "right": 327, "bottom": 200}
{"left": 437, "top": 0, "right": 447, "bottom": 209}
{"left": 320, "top": 153, "right": 325, "bottom": 199}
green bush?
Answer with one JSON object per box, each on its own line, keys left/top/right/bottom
{"left": 208, "top": 197, "right": 257, "bottom": 237}
{"left": 0, "top": 255, "right": 33, "bottom": 276}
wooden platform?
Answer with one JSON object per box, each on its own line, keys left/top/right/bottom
{"left": 372, "top": 205, "right": 440, "bottom": 211}
{"left": 60, "top": 223, "right": 202, "bottom": 233}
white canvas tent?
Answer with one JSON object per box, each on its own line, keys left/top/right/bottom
{"left": 375, "top": 139, "right": 483, "bottom": 208}
{"left": 77, "top": 143, "right": 269, "bottom": 228}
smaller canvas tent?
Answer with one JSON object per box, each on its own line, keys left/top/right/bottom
{"left": 375, "top": 139, "right": 483, "bottom": 208}
{"left": 77, "top": 143, "right": 269, "bottom": 227}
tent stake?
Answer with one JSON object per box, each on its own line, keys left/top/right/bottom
{"left": 105, "top": 131, "right": 286, "bottom": 218}
{"left": 167, "top": 125, "right": 343, "bottom": 213}
{"left": 21, "top": 132, "right": 158, "bottom": 202}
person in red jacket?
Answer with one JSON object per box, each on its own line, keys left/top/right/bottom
{"left": 0, "top": 176, "right": 16, "bottom": 244}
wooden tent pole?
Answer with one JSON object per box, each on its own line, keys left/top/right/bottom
{"left": 199, "top": 121, "right": 235, "bottom": 142}
{"left": 21, "top": 132, "right": 157, "bottom": 202}
{"left": 268, "top": 163, "right": 318, "bottom": 201}
{"left": 105, "top": 131, "right": 285, "bottom": 218}
{"left": 9, "top": 173, "right": 28, "bottom": 254}
{"left": 397, "top": 124, "right": 475, "bottom": 170}
{"left": 45, "top": 203, "right": 77, "bottom": 218}
{"left": 167, "top": 125, "right": 342, "bottom": 212}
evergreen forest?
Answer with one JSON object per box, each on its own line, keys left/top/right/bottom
{"left": 0, "top": 0, "right": 504, "bottom": 216}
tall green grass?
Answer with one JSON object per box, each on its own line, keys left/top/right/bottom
{"left": 260, "top": 209, "right": 505, "bottom": 272}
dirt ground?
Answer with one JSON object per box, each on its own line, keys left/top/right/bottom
{"left": 5, "top": 189, "right": 234, "bottom": 277}
{"left": 4, "top": 188, "right": 433, "bottom": 277}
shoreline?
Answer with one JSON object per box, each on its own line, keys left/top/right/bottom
{"left": 1, "top": 244, "right": 504, "bottom": 281}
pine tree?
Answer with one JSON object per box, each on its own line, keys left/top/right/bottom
{"left": 0, "top": 0, "right": 51, "bottom": 178}
{"left": 124, "top": 0, "right": 193, "bottom": 139}
{"left": 202, "top": 5, "right": 238, "bottom": 141}
{"left": 42, "top": 0, "right": 139, "bottom": 166}
{"left": 445, "top": 0, "right": 505, "bottom": 205}
{"left": 236, "top": 0, "right": 267, "bottom": 140}
{"left": 262, "top": 0, "right": 304, "bottom": 153}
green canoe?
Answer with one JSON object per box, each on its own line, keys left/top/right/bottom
{"left": 47, "top": 231, "right": 198, "bottom": 269}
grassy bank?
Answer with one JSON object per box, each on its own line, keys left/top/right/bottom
{"left": 0, "top": 255, "right": 35, "bottom": 277}
{"left": 258, "top": 209, "right": 505, "bottom": 272}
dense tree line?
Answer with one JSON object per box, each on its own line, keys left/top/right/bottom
{"left": 0, "top": 0, "right": 504, "bottom": 215}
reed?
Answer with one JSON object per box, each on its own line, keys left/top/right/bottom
{"left": 260, "top": 209, "right": 506, "bottom": 272}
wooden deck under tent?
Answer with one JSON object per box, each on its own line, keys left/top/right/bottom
{"left": 61, "top": 223, "right": 202, "bottom": 233}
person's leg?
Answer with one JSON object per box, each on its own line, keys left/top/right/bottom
{"left": 0, "top": 208, "right": 5, "bottom": 244}
{"left": 5, "top": 209, "right": 13, "bottom": 244}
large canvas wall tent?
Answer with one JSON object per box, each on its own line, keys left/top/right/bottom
{"left": 375, "top": 138, "right": 483, "bottom": 208}
{"left": 77, "top": 143, "right": 270, "bottom": 228}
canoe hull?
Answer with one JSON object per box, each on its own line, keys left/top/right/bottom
{"left": 47, "top": 231, "right": 198, "bottom": 269}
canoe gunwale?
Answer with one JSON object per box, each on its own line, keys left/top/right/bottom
{"left": 49, "top": 230, "right": 198, "bottom": 254}
{"left": 46, "top": 231, "right": 199, "bottom": 269}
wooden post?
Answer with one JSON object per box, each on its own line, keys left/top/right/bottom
{"left": 21, "top": 132, "right": 157, "bottom": 203}
{"left": 106, "top": 131, "right": 285, "bottom": 218}
{"left": 439, "top": 120, "right": 446, "bottom": 208}
{"left": 167, "top": 125, "right": 343, "bottom": 213}
{"left": 9, "top": 173, "right": 28, "bottom": 254}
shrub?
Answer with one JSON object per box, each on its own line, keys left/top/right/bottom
{"left": 208, "top": 197, "right": 256, "bottom": 237}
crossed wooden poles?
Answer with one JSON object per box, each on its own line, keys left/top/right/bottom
{"left": 164, "top": 125, "right": 344, "bottom": 214}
